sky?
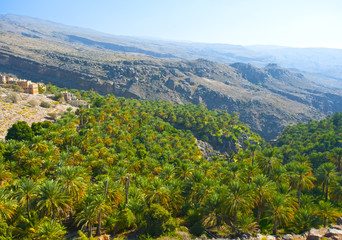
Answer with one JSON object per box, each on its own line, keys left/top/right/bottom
{"left": 1, "top": 0, "right": 342, "bottom": 49}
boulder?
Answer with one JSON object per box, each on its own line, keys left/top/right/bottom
{"left": 97, "top": 235, "right": 110, "bottom": 240}
{"left": 306, "top": 228, "right": 327, "bottom": 240}
{"left": 282, "top": 234, "right": 293, "bottom": 240}
{"left": 324, "top": 228, "right": 342, "bottom": 240}
{"left": 331, "top": 225, "right": 342, "bottom": 231}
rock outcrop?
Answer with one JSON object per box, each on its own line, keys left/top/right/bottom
{"left": 2, "top": 16, "right": 342, "bottom": 141}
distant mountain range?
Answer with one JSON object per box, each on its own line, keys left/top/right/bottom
{"left": 1, "top": 14, "right": 342, "bottom": 140}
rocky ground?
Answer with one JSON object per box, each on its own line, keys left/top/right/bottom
{"left": 0, "top": 86, "right": 76, "bottom": 141}
{"left": 219, "top": 222, "right": 342, "bottom": 240}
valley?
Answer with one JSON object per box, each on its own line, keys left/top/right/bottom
{"left": 1, "top": 15, "right": 342, "bottom": 140}
{"left": 1, "top": 4, "right": 342, "bottom": 240}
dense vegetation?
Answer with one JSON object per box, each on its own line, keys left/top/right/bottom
{"left": 0, "top": 86, "right": 341, "bottom": 240}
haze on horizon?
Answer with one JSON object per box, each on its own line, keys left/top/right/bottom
{"left": 1, "top": 0, "right": 342, "bottom": 49}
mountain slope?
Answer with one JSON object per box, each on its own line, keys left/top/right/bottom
{"left": 1, "top": 14, "right": 342, "bottom": 140}
{"left": 2, "top": 14, "right": 342, "bottom": 85}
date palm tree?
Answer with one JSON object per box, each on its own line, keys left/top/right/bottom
{"left": 75, "top": 198, "right": 97, "bottom": 237}
{"left": 56, "top": 166, "right": 89, "bottom": 202}
{"left": 15, "top": 177, "right": 37, "bottom": 214}
{"left": 257, "top": 148, "right": 281, "bottom": 175}
{"left": 202, "top": 192, "right": 224, "bottom": 229}
{"left": 224, "top": 180, "right": 253, "bottom": 230}
{"left": 331, "top": 175, "right": 342, "bottom": 202}
{"left": 316, "top": 200, "right": 342, "bottom": 227}
{"left": 315, "top": 162, "right": 337, "bottom": 201}
{"left": 0, "top": 188, "right": 18, "bottom": 221}
{"left": 35, "top": 180, "right": 72, "bottom": 222}
{"left": 286, "top": 161, "right": 315, "bottom": 206}
{"left": 34, "top": 218, "right": 67, "bottom": 240}
{"left": 0, "top": 161, "right": 12, "bottom": 186}
{"left": 252, "top": 174, "right": 276, "bottom": 225}
{"left": 268, "top": 193, "right": 296, "bottom": 235}
{"left": 327, "top": 147, "right": 342, "bottom": 172}
{"left": 248, "top": 144, "right": 260, "bottom": 166}
{"left": 92, "top": 193, "right": 110, "bottom": 236}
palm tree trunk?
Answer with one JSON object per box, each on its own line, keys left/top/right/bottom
{"left": 125, "top": 176, "right": 130, "bottom": 205}
{"left": 273, "top": 218, "right": 278, "bottom": 235}
{"left": 96, "top": 209, "right": 102, "bottom": 236}
{"left": 324, "top": 216, "right": 327, "bottom": 228}
{"left": 27, "top": 196, "right": 30, "bottom": 214}
{"left": 89, "top": 222, "right": 93, "bottom": 237}
{"left": 233, "top": 208, "right": 237, "bottom": 230}
{"left": 325, "top": 183, "right": 329, "bottom": 201}
{"left": 297, "top": 185, "right": 302, "bottom": 207}
{"left": 257, "top": 206, "right": 262, "bottom": 225}
{"left": 96, "top": 180, "right": 108, "bottom": 236}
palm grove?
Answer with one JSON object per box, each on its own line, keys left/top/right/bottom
{"left": 0, "top": 85, "right": 342, "bottom": 239}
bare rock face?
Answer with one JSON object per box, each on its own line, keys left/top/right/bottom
{"left": 307, "top": 228, "right": 327, "bottom": 240}
{"left": 282, "top": 234, "right": 294, "bottom": 240}
{"left": 331, "top": 225, "right": 342, "bottom": 231}
{"left": 195, "top": 139, "right": 221, "bottom": 161}
{"left": 97, "top": 235, "right": 110, "bottom": 240}
{"left": 324, "top": 228, "right": 342, "bottom": 240}
{"left": 306, "top": 226, "right": 342, "bottom": 240}
{"left": 2, "top": 18, "right": 342, "bottom": 141}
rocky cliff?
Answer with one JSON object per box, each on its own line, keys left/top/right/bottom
{"left": 1, "top": 16, "right": 342, "bottom": 140}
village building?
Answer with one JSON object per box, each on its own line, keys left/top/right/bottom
{"left": 1, "top": 75, "right": 6, "bottom": 84}
{"left": 0, "top": 73, "right": 43, "bottom": 95}
{"left": 62, "top": 91, "right": 89, "bottom": 107}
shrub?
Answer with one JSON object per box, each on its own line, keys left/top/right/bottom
{"left": 38, "top": 85, "right": 45, "bottom": 94}
{"left": 40, "top": 101, "right": 50, "bottom": 108}
{"left": 6, "top": 121, "right": 34, "bottom": 141}
{"left": 12, "top": 84, "right": 24, "bottom": 92}
{"left": 53, "top": 92, "right": 65, "bottom": 103}
{"left": 6, "top": 92, "right": 20, "bottom": 103}
{"left": 47, "top": 112, "right": 58, "bottom": 120}
{"left": 31, "top": 121, "right": 52, "bottom": 135}
{"left": 139, "top": 204, "right": 178, "bottom": 237}
{"left": 27, "top": 100, "right": 38, "bottom": 107}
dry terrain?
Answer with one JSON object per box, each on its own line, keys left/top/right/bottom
{"left": 1, "top": 14, "right": 342, "bottom": 140}
{"left": 0, "top": 86, "right": 76, "bottom": 140}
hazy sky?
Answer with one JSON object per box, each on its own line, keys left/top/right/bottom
{"left": 1, "top": 0, "right": 342, "bottom": 48}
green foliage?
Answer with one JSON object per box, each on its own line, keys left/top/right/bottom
{"left": 33, "top": 217, "right": 67, "bottom": 240}
{"left": 1, "top": 85, "right": 342, "bottom": 239}
{"left": 39, "top": 101, "right": 50, "bottom": 108}
{"left": 31, "top": 121, "right": 52, "bottom": 135}
{"left": 277, "top": 113, "right": 342, "bottom": 168}
{"left": 38, "top": 85, "right": 45, "bottom": 94}
{"left": 53, "top": 92, "right": 65, "bottom": 103}
{"left": 139, "top": 204, "right": 178, "bottom": 237}
{"left": 5, "top": 121, "right": 34, "bottom": 141}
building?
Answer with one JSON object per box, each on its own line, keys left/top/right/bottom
{"left": 1, "top": 75, "right": 6, "bottom": 84}
{"left": 16, "top": 80, "right": 38, "bottom": 95}
{"left": 62, "top": 91, "right": 89, "bottom": 108}
{"left": 28, "top": 83, "right": 39, "bottom": 95}
{"left": 0, "top": 73, "right": 43, "bottom": 95}
{"left": 8, "top": 77, "right": 15, "bottom": 84}
{"left": 68, "top": 99, "right": 89, "bottom": 108}
{"left": 62, "top": 91, "right": 77, "bottom": 102}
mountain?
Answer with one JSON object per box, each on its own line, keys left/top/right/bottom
{"left": 1, "top": 14, "right": 342, "bottom": 140}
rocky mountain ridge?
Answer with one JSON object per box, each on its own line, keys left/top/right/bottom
{"left": 1, "top": 15, "right": 342, "bottom": 140}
